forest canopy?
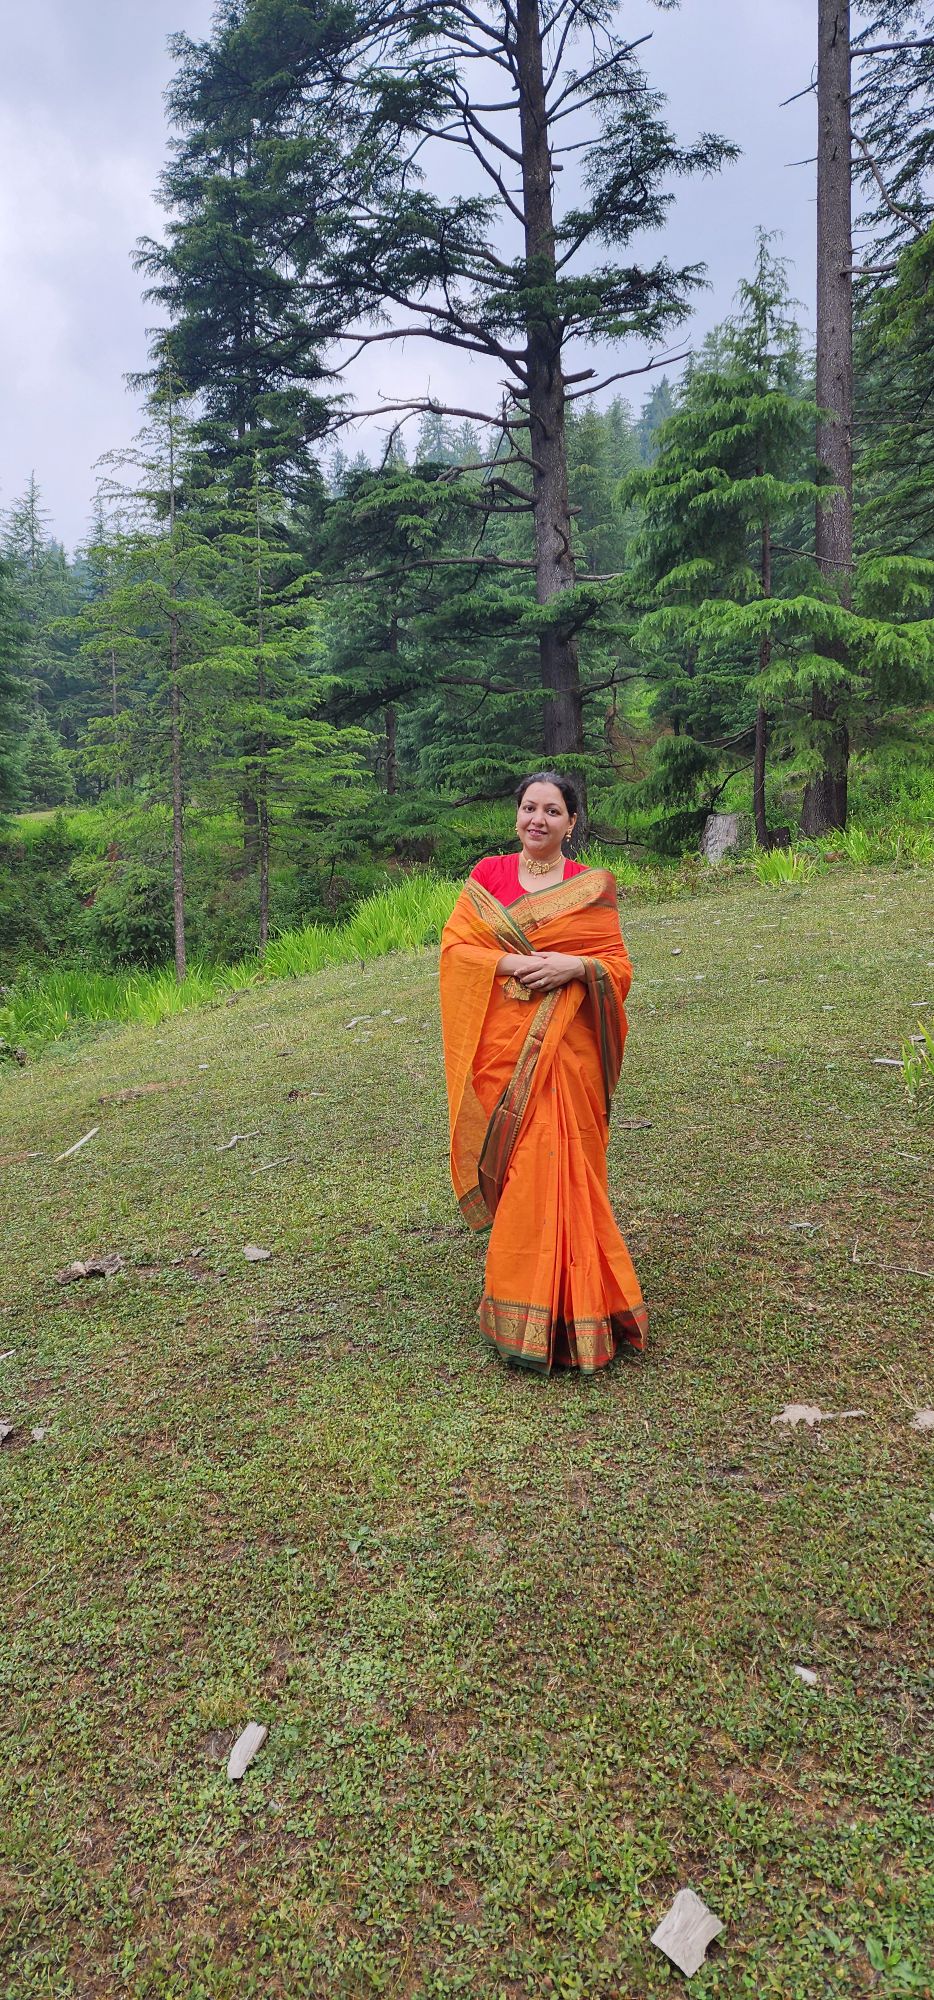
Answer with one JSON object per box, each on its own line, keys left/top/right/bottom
{"left": 1, "top": 0, "right": 933, "bottom": 981}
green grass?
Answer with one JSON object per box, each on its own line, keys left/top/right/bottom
{"left": 0, "top": 876, "right": 463, "bottom": 1057}
{"left": 1, "top": 872, "right": 932, "bottom": 1997}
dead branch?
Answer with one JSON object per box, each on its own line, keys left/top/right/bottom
{"left": 852, "top": 132, "right": 928, "bottom": 240}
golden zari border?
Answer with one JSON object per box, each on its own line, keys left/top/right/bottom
{"left": 480, "top": 1294, "right": 649, "bottom": 1374}
{"left": 464, "top": 878, "right": 530, "bottom": 952}
{"left": 477, "top": 989, "right": 560, "bottom": 1216}
{"left": 508, "top": 868, "right": 618, "bottom": 937}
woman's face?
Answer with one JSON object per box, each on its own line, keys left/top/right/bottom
{"left": 516, "top": 782, "right": 576, "bottom": 862}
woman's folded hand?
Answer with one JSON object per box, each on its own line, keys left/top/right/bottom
{"left": 514, "top": 951, "right": 585, "bottom": 991}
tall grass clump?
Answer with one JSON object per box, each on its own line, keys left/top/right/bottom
{"left": 0, "top": 873, "right": 462, "bottom": 1059}
{"left": 814, "top": 821, "right": 934, "bottom": 868}
{"left": 341, "top": 874, "right": 459, "bottom": 958}
{"left": 0, "top": 962, "right": 252, "bottom": 1049}
{"left": 753, "top": 846, "right": 814, "bottom": 887}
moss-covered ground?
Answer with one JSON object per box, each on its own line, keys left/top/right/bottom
{"left": 1, "top": 872, "right": 931, "bottom": 1998}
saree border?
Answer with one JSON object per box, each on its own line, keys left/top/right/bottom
{"left": 582, "top": 957, "right": 625, "bottom": 1113}
{"left": 476, "top": 988, "right": 560, "bottom": 1218}
{"left": 464, "top": 878, "right": 531, "bottom": 951}
{"left": 507, "top": 868, "right": 618, "bottom": 936}
{"left": 480, "top": 1293, "right": 649, "bottom": 1373}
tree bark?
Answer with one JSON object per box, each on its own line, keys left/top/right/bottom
{"left": 802, "top": 0, "right": 852, "bottom": 836}
{"left": 169, "top": 612, "right": 187, "bottom": 983}
{"left": 754, "top": 515, "right": 771, "bottom": 846}
{"left": 255, "top": 477, "right": 270, "bottom": 953}
{"left": 516, "top": 0, "right": 584, "bottom": 780}
{"left": 166, "top": 378, "right": 187, "bottom": 983}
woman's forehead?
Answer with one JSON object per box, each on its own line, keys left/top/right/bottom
{"left": 521, "top": 784, "right": 567, "bottom": 808}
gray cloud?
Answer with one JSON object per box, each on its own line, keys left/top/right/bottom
{"left": 1, "top": 0, "right": 818, "bottom": 551}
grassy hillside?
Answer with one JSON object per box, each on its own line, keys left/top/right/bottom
{"left": 1, "top": 874, "right": 931, "bottom": 1998}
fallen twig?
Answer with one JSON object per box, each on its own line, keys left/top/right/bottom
{"left": 55, "top": 1127, "right": 99, "bottom": 1163}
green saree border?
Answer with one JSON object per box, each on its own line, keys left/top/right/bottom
{"left": 480, "top": 1293, "right": 649, "bottom": 1373}
{"left": 477, "top": 988, "right": 560, "bottom": 1217}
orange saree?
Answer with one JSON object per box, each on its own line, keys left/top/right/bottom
{"left": 439, "top": 867, "right": 647, "bottom": 1373}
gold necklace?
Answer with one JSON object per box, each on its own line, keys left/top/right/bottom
{"left": 521, "top": 851, "right": 562, "bottom": 876}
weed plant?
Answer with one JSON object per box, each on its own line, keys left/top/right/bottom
{"left": 753, "top": 847, "right": 815, "bottom": 886}
{"left": 901, "top": 1020, "right": 933, "bottom": 1116}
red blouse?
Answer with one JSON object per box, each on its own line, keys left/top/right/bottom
{"left": 470, "top": 852, "right": 588, "bottom": 906}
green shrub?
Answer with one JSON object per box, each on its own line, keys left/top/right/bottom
{"left": 86, "top": 865, "right": 175, "bottom": 970}
{"left": 754, "top": 846, "right": 814, "bottom": 886}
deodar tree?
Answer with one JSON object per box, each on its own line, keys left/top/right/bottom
{"left": 279, "top": 0, "right": 733, "bottom": 780}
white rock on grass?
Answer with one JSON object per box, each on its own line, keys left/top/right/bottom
{"left": 911, "top": 1409, "right": 934, "bottom": 1432}
{"left": 651, "top": 1888, "right": 724, "bottom": 1977}
{"left": 793, "top": 1665, "right": 819, "bottom": 1686}
{"left": 227, "top": 1722, "right": 268, "bottom": 1781}
{"left": 243, "top": 1244, "right": 272, "bottom": 1263}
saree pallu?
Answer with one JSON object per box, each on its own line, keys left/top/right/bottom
{"left": 440, "top": 868, "right": 647, "bottom": 1374}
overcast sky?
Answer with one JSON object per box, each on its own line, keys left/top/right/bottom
{"left": 1, "top": 0, "right": 819, "bottom": 553}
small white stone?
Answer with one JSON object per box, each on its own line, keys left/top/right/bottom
{"left": 243, "top": 1244, "right": 272, "bottom": 1263}
{"left": 911, "top": 1409, "right": 934, "bottom": 1432}
{"left": 792, "top": 1664, "right": 819, "bottom": 1686}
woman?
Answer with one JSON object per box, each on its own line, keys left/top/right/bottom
{"left": 440, "top": 771, "right": 647, "bottom": 1374}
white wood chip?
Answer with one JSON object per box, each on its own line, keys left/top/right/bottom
{"left": 30, "top": 1426, "right": 48, "bottom": 1444}
{"left": 344, "top": 1016, "right": 374, "bottom": 1029}
{"left": 217, "top": 1131, "right": 260, "bottom": 1151}
{"left": 227, "top": 1722, "right": 268, "bottom": 1781}
{"left": 911, "top": 1409, "right": 934, "bottom": 1432}
{"left": 772, "top": 1404, "right": 867, "bottom": 1428}
{"left": 651, "top": 1888, "right": 724, "bottom": 1977}
{"left": 243, "top": 1244, "right": 272, "bottom": 1262}
{"left": 55, "top": 1126, "right": 100, "bottom": 1162}
{"left": 793, "top": 1665, "right": 819, "bottom": 1686}
{"left": 0, "top": 1350, "right": 14, "bottom": 1363}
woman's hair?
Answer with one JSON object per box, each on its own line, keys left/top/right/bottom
{"left": 514, "top": 769, "right": 580, "bottom": 819}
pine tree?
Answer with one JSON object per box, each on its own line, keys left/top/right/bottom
{"left": 856, "top": 224, "right": 934, "bottom": 553}
{"left": 629, "top": 239, "right": 836, "bottom": 845}
{"left": 136, "top": 2, "right": 337, "bottom": 505}
{"left": 1, "top": 475, "right": 84, "bottom": 738}
{"left": 239, "top": 0, "right": 734, "bottom": 789}
{"left": 0, "top": 556, "right": 24, "bottom": 816}
{"left": 192, "top": 461, "right": 367, "bottom": 949}
{"left": 19, "top": 709, "right": 75, "bottom": 810}
{"left": 635, "top": 378, "right": 677, "bottom": 465}
{"left": 73, "top": 356, "right": 226, "bottom": 978}
{"left": 852, "top": 2, "right": 934, "bottom": 255}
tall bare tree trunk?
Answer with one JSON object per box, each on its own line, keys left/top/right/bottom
{"left": 801, "top": 0, "right": 852, "bottom": 836}
{"left": 166, "top": 378, "right": 187, "bottom": 983}
{"left": 169, "top": 612, "right": 186, "bottom": 983}
{"left": 754, "top": 514, "right": 771, "bottom": 846}
{"left": 254, "top": 474, "right": 270, "bottom": 953}
{"left": 516, "top": 0, "right": 584, "bottom": 778}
